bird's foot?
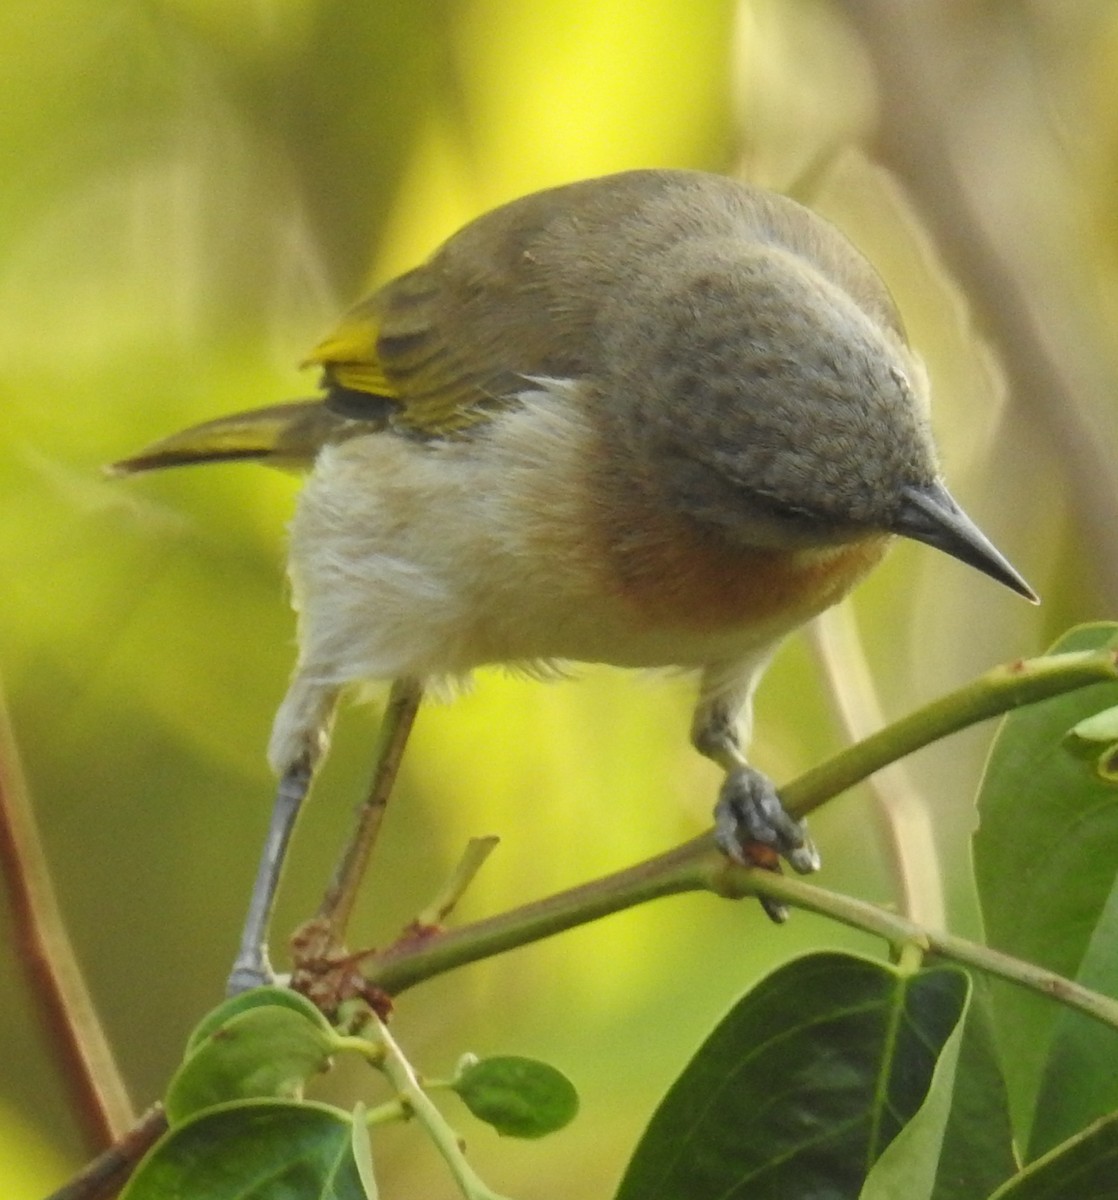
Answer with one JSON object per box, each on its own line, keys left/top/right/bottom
{"left": 714, "top": 765, "right": 820, "bottom": 922}
{"left": 226, "top": 950, "right": 278, "bottom": 996}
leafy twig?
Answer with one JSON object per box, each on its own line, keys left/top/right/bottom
{"left": 343, "top": 1019, "right": 514, "bottom": 1200}
{"left": 43, "top": 646, "right": 1118, "bottom": 1200}
{"left": 362, "top": 648, "right": 1118, "bottom": 1024}
{"left": 729, "top": 868, "right": 1118, "bottom": 1033}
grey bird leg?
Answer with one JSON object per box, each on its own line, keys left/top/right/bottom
{"left": 226, "top": 757, "right": 314, "bottom": 994}
{"left": 691, "top": 670, "right": 820, "bottom": 921}
{"left": 224, "top": 676, "right": 340, "bottom": 994}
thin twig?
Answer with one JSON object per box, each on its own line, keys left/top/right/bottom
{"left": 366, "top": 825, "right": 1118, "bottom": 1041}
{"left": 316, "top": 677, "right": 423, "bottom": 939}
{"left": 0, "top": 684, "right": 134, "bottom": 1148}
{"left": 731, "top": 869, "right": 1118, "bottom": 1034}
{"left": 44, "top": 1106, "right": 168, "bottom": 1200}
{"left": 414, "top": 837, "right": 501, "bottom": 930}
{"left": 373, "top": 827, "right": 1118, "bottom": 1041}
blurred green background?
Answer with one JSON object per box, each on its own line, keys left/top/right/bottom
{"left": 3, "top": 1, "right": 1117, "bottom": 1196}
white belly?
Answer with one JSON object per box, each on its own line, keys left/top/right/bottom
{"left": 284, "top": 390, "right": 788, "bottom": 689}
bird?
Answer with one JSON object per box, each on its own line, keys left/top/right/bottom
{"left": 111, "top": 168, "right": 1036, "bottom": 993}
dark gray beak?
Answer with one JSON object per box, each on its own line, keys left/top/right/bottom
{"left": 895, "top": 481, "right": 1038, "bottom": 603}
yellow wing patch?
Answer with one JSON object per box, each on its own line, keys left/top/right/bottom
{"left": 304, "top": 299, "right": 499, "bottom": 437}
{"left": 302, "top": 305, "right": 395, "bottom": 398}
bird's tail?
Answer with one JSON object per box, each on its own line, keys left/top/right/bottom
{"left": 107, "top": 399, "right": 358, "bottom": 476}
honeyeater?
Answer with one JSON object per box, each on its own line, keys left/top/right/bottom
{"left": 112, "top": 169, "right": 1036, "bottom": 992}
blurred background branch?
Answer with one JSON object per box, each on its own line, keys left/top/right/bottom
{"left": 0, "top": 686, "right": 133, "bottom": 1147}
{"left": 836, "top": 0, "right": 1118, "bottom": 605}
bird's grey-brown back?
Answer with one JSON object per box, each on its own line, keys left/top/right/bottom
{"left": 382, "top": 169, "right": 910, "bottom": 390}
{"left": 365, "top": 172, "right": 938, "bottom": 537}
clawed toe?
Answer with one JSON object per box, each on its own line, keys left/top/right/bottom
{"left": 714, "top": 766, "right": 820, "bottom": 921}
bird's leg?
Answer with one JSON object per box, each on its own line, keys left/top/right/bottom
{"left": 226, "top": 679, "right": 340, "bottom": 995}
{"left": 691, "top": 672, "right": 820, "bottom": 921}
{"left": 227, "top": 757, "right": 314, "bottom": 994}
{"left": 692, "top": 694, "right": 819, "bottom": 873}
{"left": 285, "top": 678, "right": 425, "bottom": 1009}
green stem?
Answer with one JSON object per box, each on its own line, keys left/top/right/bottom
{"left": 370, "top": 647, "right": 1118, "bottom": 994}
{"left": 369, "top": 838, "right": 710, "bottom": 994}
{"left": 782, "top": 647, "right": 1118, "bottom": 818}
{"left": 362, "top": 648, "right": 1118, "bottom": 1033}
{"left": 414, "top": 836, "right": 501, "bottom": 929}
{"left": 729, "top": 869, "right": 1118, "bottom": 1032}
{"left": 363, "top": 1098, "right": 410, "bottom": 1126}
{"left": 361, "top": 1016, "right": 514, "bottom": 1200}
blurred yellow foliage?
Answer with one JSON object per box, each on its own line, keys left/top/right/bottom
{"left": 3, "top": 1, "right": 1116, "bottom": 1196}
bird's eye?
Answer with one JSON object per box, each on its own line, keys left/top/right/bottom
{"left": 748, "top": 490, "right": 821, "bottom": 525}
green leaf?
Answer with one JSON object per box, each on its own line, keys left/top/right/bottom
{"left": 930, "top": 977, "right": 1019, "bottom": 1200}
{"left": 185, "top": 987, "right": 334, "bottom": 1057}
{"left": 1067, "top": 705, "right": 1118, "bottom": 746}
{"left": 1028, "top": 883, "right": 1118, "bottom": 1158}
{"left": 973, "top": 622, "right": 1118, "bottom": 1148}
{"left": 119, "top": 1100, "right": 367, "bottom": 1200}
{"left": 350, "top": 1104, "right": 379, "bottom": 1199}
{"left": 858, "top": 993, "right": 966, "bottom": 1200}
{"left": 452, "top": 1055, "right": 579, "bottom": 1139}
{"left": 613, "top": 951, "right": 969, "bottom": 1200}
{"left": 987, "top": 1112, "right": 1118, "bottom": 1199}
{"left": 167, "top": 998, "right": 338, "bottom": 1124}
{"left": 1065, "top": 704, "right": 1118, "bottom": 781}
